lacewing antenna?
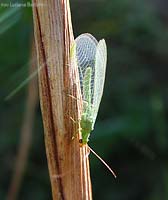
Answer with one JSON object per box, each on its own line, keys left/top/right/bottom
{"left": 88, "top": 145, "right": 117, "bottom": 178}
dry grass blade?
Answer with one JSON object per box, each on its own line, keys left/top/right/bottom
{"left": 32, "top": 0, "right": 92, "bottom": 199}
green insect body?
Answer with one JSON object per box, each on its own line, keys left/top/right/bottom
{"left": 72, "top": 33, "right": 107, "bottom": 146}
{"left": 71, "top": 35, "right": 117, "bottom": 178}
{"left": 80, "top": 67, "right": 93, "bottom": 144}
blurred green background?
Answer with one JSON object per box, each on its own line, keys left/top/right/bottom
{"left": 1, "top": 0, "right": 168, "bottom": 199}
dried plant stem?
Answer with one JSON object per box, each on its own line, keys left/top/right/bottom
{"left": 32, "top": 0, "right": 92, "bottom": 199}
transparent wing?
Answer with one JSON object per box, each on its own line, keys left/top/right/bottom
{"left": 75, "top": 33, "right": 98, "bottom": 103}
{"left": 92, "top": 39, "right": 107, "bottom": 125}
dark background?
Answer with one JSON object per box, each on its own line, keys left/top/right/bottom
{"left": 1, "top": 0, "right": 168, "bottom": 199}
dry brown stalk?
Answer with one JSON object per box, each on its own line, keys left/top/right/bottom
{"left": 32, "top": 0, "right": 92, "bottom": 199}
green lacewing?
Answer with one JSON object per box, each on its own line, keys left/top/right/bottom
{"left": 74, "top": 33, "right": 107, "bottom": 145}
{"left": 72, "top": 33, "right": 116, "bottom": 178}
